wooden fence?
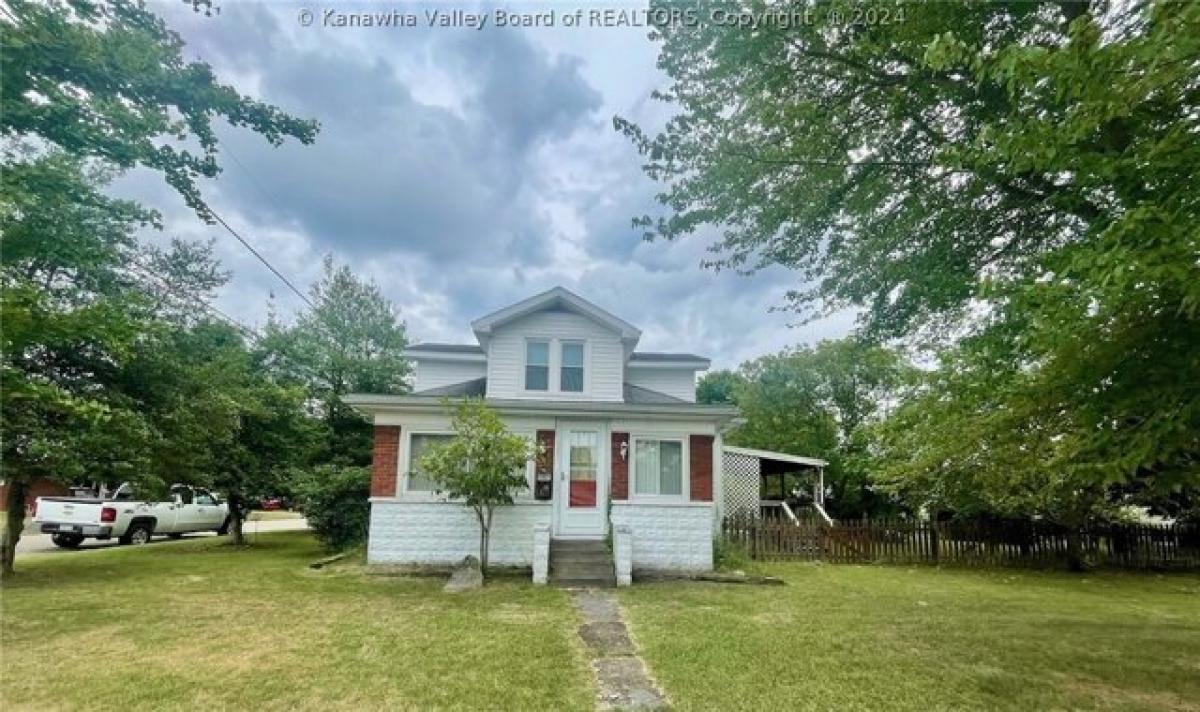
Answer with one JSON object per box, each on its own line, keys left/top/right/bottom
{"left": 721, "top": 512, "right": 1200, "bottom": 570}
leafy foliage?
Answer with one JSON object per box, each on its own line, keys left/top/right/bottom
{"left": 696, "top": 370, "right": 743, "bottom": 405}
{"left": 0, "top": 0, "right": 317, "bottom": 575}
{"left": 262, "top": 257, "right": 411, "bottom": 465}
{"left": 417, "top": 399, "right": 538, "bottom": 571}
{"left": 727, "top": 340, "right": 912, "bottom": 517}
{"left": 624, "top": 0, "right": 1200, "bottom": 521}
{"left": 1, "top": 0, "right": 317, "bottom": 220}
{"left": 296, "top": 466, "right": 372, "bottom": 551}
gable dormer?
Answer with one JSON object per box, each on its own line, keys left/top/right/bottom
{"left": 472, "top": 287, "right": 639, "bottom": 402}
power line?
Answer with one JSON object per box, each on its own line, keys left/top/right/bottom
{"left": 207, "top": 206, "right": 315, "bottom": 311}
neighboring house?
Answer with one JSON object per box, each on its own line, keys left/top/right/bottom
{"left": 347, "top": 287, "right": 810, "bottom": 579}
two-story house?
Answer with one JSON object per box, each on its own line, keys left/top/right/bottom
{"left": 346, "top": 287, "right": 743, "bottom": 582}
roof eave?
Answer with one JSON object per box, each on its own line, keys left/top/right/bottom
{"left": 344, "top": 393, "right": 738, "bottom": 421}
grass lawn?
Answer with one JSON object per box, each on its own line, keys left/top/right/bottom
{"left": 1, "top": 532, "right": 594, "bottom": 711}
{"left": 619, "top": 563, "right": 1200, "bottom": 711}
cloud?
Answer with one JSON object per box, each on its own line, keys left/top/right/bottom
{"left": 114, "top": 2, "right": 854, "bottom": 370}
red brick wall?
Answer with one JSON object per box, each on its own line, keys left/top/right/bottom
{"left": 0, "top": 478, "right": 72, "bottom": 514}
{"left": 611, "top": 432, "right": 629, "bottom": 500}
{"left": 689, "top": 434, "right": 714, "bottom": 502}
{"left": 371, "top": 425, "right": 401, "bottom": 497}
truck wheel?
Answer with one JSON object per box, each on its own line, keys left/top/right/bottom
{"left": 51, "top": 533, "right": 84, "bottom": 549}
{"left": 122, "top": 523, "right": 153, "bottom": 546}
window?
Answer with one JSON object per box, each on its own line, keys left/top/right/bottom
{"left": 633, "top": 439, "right": 683, "bottom": 497}
{"left": 195, "top": 493, "right": 216, "bottom": 506}
{"left": 525, "top": 340, "right": 549, "bottom": 391}
{"left": 560, "top": 342, "right": 584, "bottom": 392}
{"left": 408, "top": 433, "right": 453, "bottom": 492}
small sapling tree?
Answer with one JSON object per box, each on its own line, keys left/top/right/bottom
{"left": 418, "top": 399, "right": 538, "bottom": 574}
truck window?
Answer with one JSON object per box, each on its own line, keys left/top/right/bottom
{"left": 195, "top": 493, "right": 215, "bottom": 506}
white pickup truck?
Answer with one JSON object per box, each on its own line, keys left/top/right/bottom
{"left": 34, "top": 483, "right": 230, "bottom": 548}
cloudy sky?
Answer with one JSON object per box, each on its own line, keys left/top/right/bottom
{"left": 119, "top": 1, "right": 855, "bottom": 369}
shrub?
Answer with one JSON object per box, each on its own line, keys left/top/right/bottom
{"left": 295, "top": 465, "right": 371, "bottom": 551}
{"left": 714, "top": 536, "right": 753, "bottom": 572}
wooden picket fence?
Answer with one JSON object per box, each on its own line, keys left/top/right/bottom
{"left": 721, "top": 511, "right": 1200, "bottom": 570}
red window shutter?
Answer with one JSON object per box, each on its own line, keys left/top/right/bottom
{"left": 611, "top": 432, "right": 629, "bottom": 500}
{"left": 371, "top": 425, "right": 401, "bottom": 497}
{"left": 689, "top": 434, "right": 714, "bottom": 502}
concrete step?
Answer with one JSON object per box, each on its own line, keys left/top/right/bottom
{"left": 550, "top": 575, "right": 616, "bottom": 588}
{"left": 551, "top": 539, "right": 608, "bottom": 552}
{"left": 551, "top": 563, "right": 614, "bottom": 578}
{"left": 550, "top": 551, "right": 611, "bottom": 564}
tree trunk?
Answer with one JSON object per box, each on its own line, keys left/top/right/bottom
{"left": 1, "top": 479, "right": 30, "bottom": 580}
{"left": 475, "top": 505, "right": 493, "bottom": 575}
{"left": 230, "top": 493, "right": 247, "bottom": 546}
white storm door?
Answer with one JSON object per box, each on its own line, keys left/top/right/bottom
{"left": 554, "top": 422, "right": 607, "bottom": 538}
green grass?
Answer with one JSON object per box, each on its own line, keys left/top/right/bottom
{"left": 1, "top": 533, "right": 594, "bottom": 711}
{"left": 620, "top": 563, "right": 1200, "bottom": 711}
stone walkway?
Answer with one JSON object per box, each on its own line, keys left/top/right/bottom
{"left": 570, "top": 589, "right": 669, "bottom": 710}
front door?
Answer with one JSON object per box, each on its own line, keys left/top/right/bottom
{"left": 554, "top": 421, "right": 607, "bottom": 538}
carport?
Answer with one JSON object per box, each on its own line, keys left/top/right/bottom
{"left": 721, "top": 445, "right": 827, "bottom": 520}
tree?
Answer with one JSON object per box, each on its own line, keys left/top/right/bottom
{"left": 262, "top": 257, "right": 411, "bottom": 465}
{"left": 696, "top": 370, "right": 743, "bottom": 405}
{"left": 121, "top": 322, "right": 316, "bottom": 545}
{"left": 727, "top": 340, "right": 911, "bottom": 517}
{"left": 417, "top": 400, "right": 538, "bottom": 573}
{"left": 621, "top": 0, "right": 1200, "bottom": 521}
{"left": 0, "top": 0, "right": 316, "bottom": 576}
{"left": 1, "top": 0, "right": 318, "bottom": 220}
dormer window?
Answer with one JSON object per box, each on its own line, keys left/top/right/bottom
{"left": 561, "top": 342, "right": 584, "bottom": 392}
{"left": 525, "top": 340, "right": 549, "bottom": 391}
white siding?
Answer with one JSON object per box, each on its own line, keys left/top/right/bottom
{"left": 413, "top": 358, "right": 486, "bottom": 392}
{"left": 486, "top": 311, "right": 625, "bottom": 401}
{"left": 626, "top": 366, "right": 699, "bottom": 402}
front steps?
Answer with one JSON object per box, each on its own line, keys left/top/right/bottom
{"left": 549, "top": 538, "right": 615, "bottom": 588}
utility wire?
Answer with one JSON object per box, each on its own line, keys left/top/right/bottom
{"left": 207, "top": 206, "right": 315, "bottom": 311}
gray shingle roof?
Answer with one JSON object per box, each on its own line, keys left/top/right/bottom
{"left": 412, "top": 377, "right": 487, "bottom": 397}
{"left": 411, "top": 378, "right": 687, "bottom": 405}
{"left": 407, "top": 343, "right": 483, "bottom": 354}
{"left": 628, "top": 352, "right": 709, "bottom": 363}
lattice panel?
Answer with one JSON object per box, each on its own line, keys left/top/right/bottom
{"left": 722, "top": 452, "right": 761, "bottom": 518}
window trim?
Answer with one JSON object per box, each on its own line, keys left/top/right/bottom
{"left": 629, "top": 435, "right": 689, "bottom": 502}
{"left": 559, "top": 340, "right": 586, "bottom": 393}
{"left": 524, "top": 338, "right": 550, "bottom": 392}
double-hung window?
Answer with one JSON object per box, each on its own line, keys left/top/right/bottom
{"left": 408, "top": 433, "right": 453, "bottom": 492}
{"left": 560, "top": 342, "right": 584, "bottom": 392}
{"left": 633, "top": 438, "right": 684, "bottom": 497}
{"left": 525, "top": 340, "right": 549, "bottom": 391}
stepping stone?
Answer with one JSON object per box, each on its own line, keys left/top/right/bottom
{"left": 594, "top": 657, "right": 669, "bottom": 710}
{"left": 579, "top": 621, "right": 635, "bottom": 656}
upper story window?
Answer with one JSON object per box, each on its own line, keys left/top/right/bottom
{"left": 560, "top": 342, "right": 584, "bottom": 392}
{"left": 525, "top": 340, "right": 549, "bottom": 391}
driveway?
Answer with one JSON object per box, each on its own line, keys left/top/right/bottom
{"left": 16, "top": 517, "right": 309, "bottom": 554}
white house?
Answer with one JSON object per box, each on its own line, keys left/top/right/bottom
{"left": 346, "top": 287, "right": 787, "bottom": 584}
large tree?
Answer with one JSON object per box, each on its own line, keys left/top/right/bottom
{"left": 262, "top": 257, "right": 411, "bottom": 465}
{"left": 727, "top": 340, "right": 911, "bottom": 517}
{"left": 621, "top": 0, "right": 1199, "bottom": 520}
{"left": 0, "top": 0, "right": 316, "bottom": 576}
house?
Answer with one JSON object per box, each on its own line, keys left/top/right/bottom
{"left": 347, "top": 287, "right": 816, "bottom": 584}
